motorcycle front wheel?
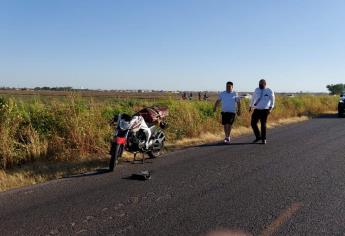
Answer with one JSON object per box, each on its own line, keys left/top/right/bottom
{"left": 109, "top": 143, "right": 123, "bottom": 172}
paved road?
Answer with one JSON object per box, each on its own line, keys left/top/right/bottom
{"left": 1, "top": 115, "right": 345, "bottom": 236}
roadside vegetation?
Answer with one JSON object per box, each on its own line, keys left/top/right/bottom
{"left": 0, "top": 94, "right": 338, "bottom": 191}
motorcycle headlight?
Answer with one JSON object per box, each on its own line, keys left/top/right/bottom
{"left": 119, "top": 120, "right": 130, "bottom": 130}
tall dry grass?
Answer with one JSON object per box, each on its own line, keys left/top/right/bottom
{"left": 0, "top": 94, "right": 338, "bottom": 170}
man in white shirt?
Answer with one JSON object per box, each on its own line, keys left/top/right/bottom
{"left": 249, "top": 79, "right": 275, "bottom": 144}
{"left": 214, "top": 81, "right": 241, "bottom": 144}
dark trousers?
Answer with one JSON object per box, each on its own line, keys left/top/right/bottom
{"left": 251, "top": 109, "right": 270, "bottom": 140}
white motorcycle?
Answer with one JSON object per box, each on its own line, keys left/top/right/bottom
{"left": 109, "top": 107, "right": 168, "bottom": 171}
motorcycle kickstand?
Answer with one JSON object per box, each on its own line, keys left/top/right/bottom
{"left": 142, "top": 153, "right": 145, "bottom": 164}
{"left": 132, "top": 152, "right": 145, "bottom": 164}
{"left": 132, "top": 152, "right": 137, "bottom": 164}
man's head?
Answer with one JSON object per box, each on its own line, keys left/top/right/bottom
{"left": 226, "top": 81, "right": 233, "bottom": 92}
{"left": 259, "top": 79, "right": 266, "bottom": 89}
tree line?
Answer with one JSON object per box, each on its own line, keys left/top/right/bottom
{"left": 326, "top": 84, "right": 345, "bottom": 95}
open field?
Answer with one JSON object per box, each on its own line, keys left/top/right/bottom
{"left": 0, "top": 89, "right": 178, "bottom": 99}
{"left": 0, "top": 89, "right": 328, "bottom": 101}
{"left": 0, "top": 89, "right": 219, "bottom": 101}
{"left": 0, "top": 91, "right": 339, "bottom": 191}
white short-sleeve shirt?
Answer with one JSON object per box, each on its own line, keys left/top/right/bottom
{"left": 218, "top": 91, "right": 240, "bottom": 113}
{"left": 250, "top": 88, "right": 275, "bottom": 109}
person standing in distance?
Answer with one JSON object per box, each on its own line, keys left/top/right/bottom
{"left": 249, "top": 79, "right": 275, "bottom": 144}
{"left": 214, "top": 81, "right": 241, "bottom": 144}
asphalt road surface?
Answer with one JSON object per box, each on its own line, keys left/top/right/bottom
{"left": 1, "top": 114, "right": 345, "bottom": 236}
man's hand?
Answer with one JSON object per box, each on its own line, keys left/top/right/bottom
{"left": 268, "top": 107, "right": 273, "bottom": 114}
{"left": 214, "top": 100, "right": 220, "bottom": 113}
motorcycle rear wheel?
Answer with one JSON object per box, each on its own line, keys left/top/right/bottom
{"left": 147, "top": 141, "right": 164, "bottom": 159}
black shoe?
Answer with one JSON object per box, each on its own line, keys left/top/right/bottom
{"left": 262, "top": 139, "right": 267, "bottom": 144}
{"left": 252, "top": 138, "right": 261, "bottom": 143}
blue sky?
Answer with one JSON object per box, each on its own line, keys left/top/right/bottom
{"left": 1, "top": 0, "right": 345, "bottom": 92}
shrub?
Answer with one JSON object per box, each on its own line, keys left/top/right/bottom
{"left": 0, "top": 95, "right": 338, "bottom": 169}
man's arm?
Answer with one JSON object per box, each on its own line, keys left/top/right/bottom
{"left": 237, "top": 100, "right": 241, "bottom": 116}
{"left": 214, "top": 99, "right": 221, "bottom": 113}
{"left": 235, "top": 93, "right": 241, "bottom": 116}
{"left": 269, "top": 90, "right": 275, "bottom": 112}
{"left": 249, "top": 89, "right": 257, "bottom": 112}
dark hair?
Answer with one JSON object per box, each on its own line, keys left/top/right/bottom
{"left": 226, "top": 81, "right": 233, "bottom": 86}
{"left": 259, "top": 79, "right": 266, "bottom": 84}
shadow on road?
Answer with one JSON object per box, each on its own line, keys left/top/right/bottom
{"left": 127, "top": 160, "right": 154, "bottom": 165}
{"left": 314, "top": 113, "right": 339, "bottom": 119}
{"left": 61, "top": 168, "right": 111, "bottom": 179}
{"left": 199, "top": 142, "right": 258, "bottom": 147}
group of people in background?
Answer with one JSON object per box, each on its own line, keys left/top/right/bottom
{"left": 182, "top": 91, "right": 208, "bottom": 101}
{"left": 214, "top": 79, "right": 275, "bottom": 144}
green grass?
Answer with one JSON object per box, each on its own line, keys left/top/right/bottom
{"left": 0, "top": 94, "right": 338, "bottom": 170}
